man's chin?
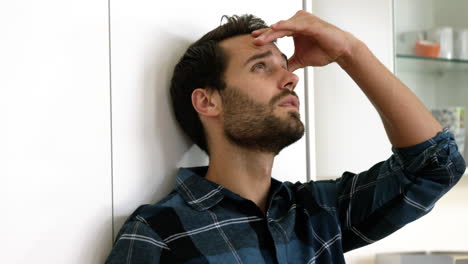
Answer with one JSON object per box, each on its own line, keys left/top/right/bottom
{"left": 284, "top": 112, "right": 304, "bottom": 130}
{"left": 276, "top": 106, "right": 301, "bottom": 117}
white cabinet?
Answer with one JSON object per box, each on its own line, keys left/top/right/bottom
{"left": 307, "top": 0, "right": 468, "bottom": 263}
{"left": 310, "top": 0, "right": 395, "bottom": 180}
{"left": 1, "top": 1, "right": 112, "bottom": 263}
{"left": 394, "top": 0, "right": 468, "bottom": 159}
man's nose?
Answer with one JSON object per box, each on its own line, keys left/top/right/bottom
{"left": 280, "top": 70, "right": 299, "bottom": 91}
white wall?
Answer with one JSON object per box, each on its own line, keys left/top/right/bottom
{"left": 1, "top": 1, "right": 112, "bottom": 263}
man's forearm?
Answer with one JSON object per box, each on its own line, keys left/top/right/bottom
{"left": 337, "top": 40, "right": 443, "bottom": 148}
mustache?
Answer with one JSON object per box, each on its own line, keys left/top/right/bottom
{"left": 271, "top": 89, "right": 299, "bottom": 106}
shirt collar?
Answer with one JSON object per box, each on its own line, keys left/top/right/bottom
{"left": 174, "top": 166, "right": 225, "bottom": 211}
{"left": 174, "top": 166, "right": 293, "bottom": 211}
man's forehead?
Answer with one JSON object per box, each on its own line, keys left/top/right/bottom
{"left": 219, "top": 34, "right": 284, "bottom": 63}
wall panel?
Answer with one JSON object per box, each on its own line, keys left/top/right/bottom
{"left": 1, "top": 1, "right": 112, "bottom": 263}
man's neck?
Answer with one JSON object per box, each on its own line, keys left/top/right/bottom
{"left": 205, "top": 146, "right": 275, "bottom": 215}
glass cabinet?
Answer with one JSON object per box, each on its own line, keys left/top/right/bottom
{"left": 394, "top": 0, "right": 468, "bottom": 160}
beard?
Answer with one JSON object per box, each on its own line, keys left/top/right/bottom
{"left": 219, "top": 86, "right": 305, "bottom": 155}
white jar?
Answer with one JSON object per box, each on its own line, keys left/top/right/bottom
{"left": 454, "top": 28, "right": 468, "bottom": 60}
{"left": 427, "top": 27, "right": 454, "bottom": 59}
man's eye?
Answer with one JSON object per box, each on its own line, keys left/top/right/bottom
{"left": 252, "top": 62, "right": 266, "bottom": 71}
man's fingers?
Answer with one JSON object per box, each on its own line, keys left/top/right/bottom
{"left": 270, "top": 20, "right": 299, "bottom": 32}
{"left": 271, "top": 11, "right": 321, "bottom": 36}
{"left": 253, "top": 30, "right": 294, "bottom": 45}
{"left": 251, "top": 27, "right": 270, "bottom": 37}
{"left": 287, "top": 55, "right": 302, "bottom": 72}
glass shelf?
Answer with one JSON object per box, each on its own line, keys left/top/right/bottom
{"left": 396, "top": 54, "right": 468, "bottom": 74}
{"left": 397, "top": 54, "right": 468, "bottom": 64}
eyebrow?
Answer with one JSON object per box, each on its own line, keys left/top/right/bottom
{"left": 243, "top": 50, "right": 289, "bottom": 68}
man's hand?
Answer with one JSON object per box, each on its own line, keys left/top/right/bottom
{"left": 251, "top": 10, "right": 362, "bottom": 72}
{"left": 252, "top": 10, "right": 443, "bottom": 148}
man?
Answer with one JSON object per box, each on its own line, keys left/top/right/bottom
{"left": 106, "top": 11, "right": 466, "bottom": 263}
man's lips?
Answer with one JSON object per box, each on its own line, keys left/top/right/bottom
{"left": 277, "top": 95, "right": 299, "bottom": 110}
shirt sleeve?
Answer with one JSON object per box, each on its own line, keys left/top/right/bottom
{"left": 105, "top": 217, "right": 170, "bottom": 264}
{"left": 327, "top": 128, "right": 466, "bottom": 252}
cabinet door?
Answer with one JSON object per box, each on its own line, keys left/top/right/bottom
{"left": 0, "top": 1, "right": 112, "bottom": 263}
{"left": 394, "top": 0, "right": 468, "bottom": 160}
{"left": 110, "top": 0, "right": 308, "bottom": 237}
{"left": 311, "top": 0, "right": 394, "bottom": 179}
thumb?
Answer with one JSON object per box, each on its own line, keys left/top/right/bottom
{"left": 287, "top": 54, "right": 302, "bottom": 72}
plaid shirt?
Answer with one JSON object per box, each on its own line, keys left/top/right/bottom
{"left": 106, "top": 128, "right": 466, "bottom": 264}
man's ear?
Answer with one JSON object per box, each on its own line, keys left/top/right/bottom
{"left": 191, "top": 88, "right": 222, "bottom": 117}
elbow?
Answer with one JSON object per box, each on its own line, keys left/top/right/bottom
{"left": 450, "top": 149, "right": 466, "bottom": 185}
{"left": 432, "top": 139, "right": 466, "bottom": 188}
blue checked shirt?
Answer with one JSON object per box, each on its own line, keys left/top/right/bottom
{"left": 106, "top": 128, "right": 466, "bottom": 263}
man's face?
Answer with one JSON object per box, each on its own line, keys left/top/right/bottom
{"left": 218, "top": 35, "right": 305, "bottom": 155}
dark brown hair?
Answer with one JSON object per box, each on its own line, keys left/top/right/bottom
{"left": 170, "top": 14, "right": 269, "bottom": 156}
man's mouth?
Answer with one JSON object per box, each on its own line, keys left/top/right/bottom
{"left": 279, "top": 104, "right": 298, "bottom": 110}
{"left": 277, "top": 95, "right": 299, "bottom": 111}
